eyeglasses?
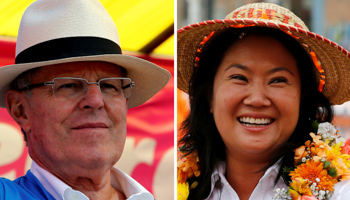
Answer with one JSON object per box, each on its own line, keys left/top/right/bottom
{"left": 17, "top": 77, "right": 135, "bottom": 99}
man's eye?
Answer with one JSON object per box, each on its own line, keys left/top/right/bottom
{"left": 101, "top": 83, "right": 121, "bottom": 92}
{"left": 59, "top": 83, "right": 78, "bottom": 88}
{"left": 101, "top": 83, "right": 116, "bottom": 89}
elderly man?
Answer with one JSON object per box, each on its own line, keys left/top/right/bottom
{"left": 0, "top": 0, "right": 171, "bottom": 200}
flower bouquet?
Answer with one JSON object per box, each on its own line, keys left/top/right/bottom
{"left": 177, "top": 147, "right": 200, "bottom": 200}
{"left": 274, "top": 122, "right": 350, "bottom": 200}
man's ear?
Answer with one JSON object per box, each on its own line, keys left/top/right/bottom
{"left": 5, "top": 90, "right": 30, "bottom": 132}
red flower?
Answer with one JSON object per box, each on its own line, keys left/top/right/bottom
{"left": 341, "top": 139, "right": 350, "bottom": 158}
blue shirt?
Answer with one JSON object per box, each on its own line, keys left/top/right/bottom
{"left": 0, "top": 170, "right": 55, "bottom": 200}
{"left": 0, "top": 164, "right": 154, "bottom": 200}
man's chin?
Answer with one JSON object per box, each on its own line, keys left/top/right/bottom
{"left": 69, "top": 150, "right": 121, "bottom": 170}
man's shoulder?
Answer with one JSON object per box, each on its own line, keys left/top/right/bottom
{"left": 0, "top": 171, "right": 55, "bottom": 200}
{"left": 0, "top": 176, "right": 32, "bottom": 199}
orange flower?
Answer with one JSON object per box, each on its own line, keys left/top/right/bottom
{"left": 309, "top": 133, "right": 329, "bottom": 159}
{"left": 310, "top": 133, "right": 323, "bottom": 145}
{"left": 289, "top": 178, "right": 312, "bottom": 199}
{"left": 290, "top": 160, "right": 337, "bottom": 192}
{"left": 177, "top": 168, "right": 187, "bottom": 184}
{"left": 177, "top": 149, "right": 201, "bottom": 200}
{"left": 294, "top": 145, "right": 308, "bottom": 161}
{"left": 177, "top": 150, "right": 200, "bottom": 181}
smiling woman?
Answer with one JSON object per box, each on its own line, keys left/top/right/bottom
{"left": 211, "top": 32, "right": 301, "bottom": 161}
{"left": 177, "top": 2, "right": 350, "bottom": 200}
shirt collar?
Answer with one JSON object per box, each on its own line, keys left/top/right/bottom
{"left": 211, "top": 159, "right": 282, "bottom": 179}
{"left": 110, "top": 167, "right": 154, "bottom": 200}
{"left": 30, "top": 161, "right": 154, "bottom": 200}
{"left": 207, "top": 159, "right": 283, "bottom": 199}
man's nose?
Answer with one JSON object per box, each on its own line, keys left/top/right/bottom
{"left": 243, "top": 85, "right": 271, "bottom": 107}
{"left": 78, "top": 84, "right": 104, "bottom": 109}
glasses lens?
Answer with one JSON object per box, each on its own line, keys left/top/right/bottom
{"left": 53, "top": 78, "right": 86, "bottom": 99}
{"left": 100, "top": 78, "right": 132, "bottom": 98}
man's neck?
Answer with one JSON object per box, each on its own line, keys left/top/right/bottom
{"left": 57, "top": 169, "right": 125, "bottom": 200}
{"left": 33, "top": 160, "right": 126, "bottom": 200}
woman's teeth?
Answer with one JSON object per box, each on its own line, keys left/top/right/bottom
{"left": 239, "top": 117, "right": 272, "bottom": 127}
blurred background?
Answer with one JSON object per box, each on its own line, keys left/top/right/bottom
{"left": 0, "top": 0, "right": 174, "bottom": 200}
{"left": 177, "top": 0, "right": 350, "bottom": 140}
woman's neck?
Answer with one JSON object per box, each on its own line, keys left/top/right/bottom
{"left": 225, "top": 154, "right": 270, "bottom": 200}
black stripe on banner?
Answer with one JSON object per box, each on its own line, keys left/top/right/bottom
{"left": 15, "top": 37, "right": 122, "bottom": 64}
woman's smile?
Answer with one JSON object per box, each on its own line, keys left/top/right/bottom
{"left": 238, "top": 116, "right": 274, "bottom": 127}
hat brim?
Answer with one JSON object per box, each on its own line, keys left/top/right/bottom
{"left": 177, "top": 19, "right": 350, "bottom": 105}
{"left": 0, "top": 54, "right": 171, "bottom": 108}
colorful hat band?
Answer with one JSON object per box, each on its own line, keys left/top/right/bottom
{"left": 227, "top": 7, "right": 306, "bottom": 29}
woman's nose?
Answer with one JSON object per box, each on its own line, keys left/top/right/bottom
{"left": 243, "top": 85, "right": 271, "bottom": 107}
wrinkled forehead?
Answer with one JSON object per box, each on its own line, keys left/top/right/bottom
{"left": 33, "top": 61, "right": 125, "bottom": 81}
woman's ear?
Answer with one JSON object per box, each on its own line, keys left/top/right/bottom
{"left": 5, "top": 90, "right": 30, "bottom": 132}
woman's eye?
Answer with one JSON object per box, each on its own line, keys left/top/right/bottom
{"left": 229, "top": 75, "right": 248, "bottom": 82}
{"left": 270, "top": 77, "right": 288, "bottom": 84}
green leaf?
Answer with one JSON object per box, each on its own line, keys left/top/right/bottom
{"left": 283, "top": 166, "right": 294, "bottom": 174}
{"left": 323, "top": 161, "right": 332, "bottom": 169}
{"left": 296, "top": 161, "right": 303, "bottom": 166}
{"left": 286, "top": 189, "right": 290, "bottom": 196}
{"left": 328, "top": 167, "right": 337, "bottom": 177}
{"left": 312, "top": 120, "right": 320, "bottom": 133}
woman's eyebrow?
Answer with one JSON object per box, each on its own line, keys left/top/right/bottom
{"left": 224, "top": 63, "right": 249, "bottom": 71}
{"left": 224, "top": 64, "right": 295, "bottom": 76}
{"left": 268, "top": 67, "right": 295, "bottom": 76}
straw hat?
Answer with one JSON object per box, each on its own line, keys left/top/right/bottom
{"left": 0, "top": 0, "right": 171, "bottom": 109}
{"left": 178, "top": 2, "right": 350, "bottom": 105}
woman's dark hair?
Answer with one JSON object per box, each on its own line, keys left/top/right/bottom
{"left": 178, "top": 26, "right": 333, "bottom": 200}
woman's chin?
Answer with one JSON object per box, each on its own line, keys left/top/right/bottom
{"left": 237, "top": 142, "right": 278, "bottom": 157}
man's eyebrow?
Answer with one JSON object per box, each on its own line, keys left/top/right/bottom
{"left": 268, "top": 67, "right": 295, "bottom": 76}
{"left": 224, "top": 63, "right": 249, "bottom": 71}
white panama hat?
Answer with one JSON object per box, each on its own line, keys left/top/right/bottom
{"left": 0, "top": 0, "right": 171, "bottom": 109}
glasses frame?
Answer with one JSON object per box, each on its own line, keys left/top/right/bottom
{"left": 17, "top": 77, "right": 135, "bottom": 99}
